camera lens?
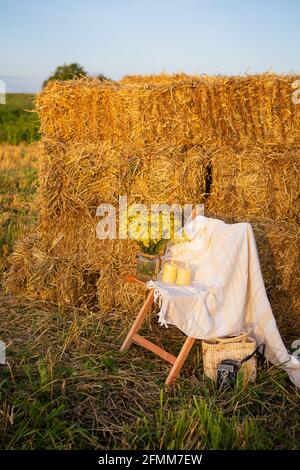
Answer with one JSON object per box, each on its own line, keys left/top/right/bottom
{"left": 221, "top": 369, "right": 229, "bottom": 377}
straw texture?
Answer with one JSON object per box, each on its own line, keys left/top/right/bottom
{"left": 36, "top": 74, "right": 300, "bottom": 147}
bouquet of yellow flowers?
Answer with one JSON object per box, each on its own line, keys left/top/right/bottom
{"left": 120, "top": 207, "right": 187, "bottom": 255}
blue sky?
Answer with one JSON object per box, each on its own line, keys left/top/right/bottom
{"left": 1, "top": 0, "right": 300, "bottom": 92}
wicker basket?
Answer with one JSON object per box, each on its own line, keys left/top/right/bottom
{"left": 202, "top": 333, "right": 257, "bottom": 384}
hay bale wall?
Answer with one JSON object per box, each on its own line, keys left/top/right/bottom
{"left": 36, "top": 75, "right": 300, "bottom": 147}
{"left": 6, "top": 74, "right": 300, "bottom": 330}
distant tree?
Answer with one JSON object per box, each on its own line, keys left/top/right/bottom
{"left": 43, "top": 63, "right": 87, "bottom": 87}
{"left": 96, "top": 73, "right": 109, "bottom": 81}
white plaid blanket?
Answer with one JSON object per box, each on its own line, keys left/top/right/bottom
{"left": 147, "top": 215, "right": 300, "bottom": 387}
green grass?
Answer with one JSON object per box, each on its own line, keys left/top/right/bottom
{"left": 0, "top": 94, "right": 40, "bottom": 144}
{"left": 0, "top": 151, "right": 299, "bottom": 450}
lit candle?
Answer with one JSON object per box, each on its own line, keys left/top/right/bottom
{"left": 176, "top": 267, "right": 191, "bottom": 286}
{"left": 162, "top": 261, "right": 178, "bottom": 283}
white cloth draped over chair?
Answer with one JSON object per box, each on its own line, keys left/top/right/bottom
{"left": 147, "top": 215, "right": 300, "bottom": 387}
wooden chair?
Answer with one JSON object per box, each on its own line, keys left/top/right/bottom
{"left": 120, "top": 210, "right": 197, "bottom": 385}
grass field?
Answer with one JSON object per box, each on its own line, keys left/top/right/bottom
{"left": 0, "top": 143, "right": 299, "bottom": 450}
{"left": 0, "top": 144, "right": 38, "bottom": 276}
{"left": 0, "top": 94, "right": 40, "bottom": 144}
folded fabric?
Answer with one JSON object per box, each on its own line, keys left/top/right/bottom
{"left": 147, "top": 215, "right": 300, "bottom": 387}
{"left": 147, "top": 281, "right": 223, "bottom": 336}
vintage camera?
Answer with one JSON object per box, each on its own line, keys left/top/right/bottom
{"left": 217, "top": 359, "right": 241, "bottom": 389}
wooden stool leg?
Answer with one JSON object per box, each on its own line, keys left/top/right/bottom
{"left": 120, "top": 290, "right": 154, "bottom": 352}
{"left": 165, "top": 336, "right": 196, "bottom": 386}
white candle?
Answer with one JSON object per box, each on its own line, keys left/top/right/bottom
{"left": 162, "top": 261, "right": 178, "bottom": 283}
{"left": 176, "top": 267, "right": 191, "bottom": 286}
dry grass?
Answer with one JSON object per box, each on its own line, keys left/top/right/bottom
{"left": 0, "top": 143, "right": 40, "bottom": 170}
{"left": 0, "top": 293, "right": 299, "bottom": 450}
{"left": 0, "top": 144, "right": 39, "bottom": 275}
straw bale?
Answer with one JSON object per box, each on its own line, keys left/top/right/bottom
{"left": 96, "top": 239, "right": 146, "bottom": 314}
{"left": 119, "top": 144, "right": 210, "bottom": 205}
{"left": 37, "top": 140, "right": 122, "bottom": 221}
{"left": 252, "top": 219, "right": 299, "bottom": 331}
{"left": 5, "top": 231, "right": 101, "bottom": 307}
{"left": 206, "top": 144, "right": 300, "bottom": 222}
{"left": 36, "top": 74, "right": 300, "bottom": 148}
{"left": 36, "top": 141, "right": 209, "bottom": 223}
{"left": 120, "top": 72, "right": 204, "bottom": 85}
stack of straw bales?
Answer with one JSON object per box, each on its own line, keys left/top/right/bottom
{"left": 6, "top": 74, "right": 300, "bottom": 331}
{"left": 35, "top": 75, "right": 300, "bottom": 147}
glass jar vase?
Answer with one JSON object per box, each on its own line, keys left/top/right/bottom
{"left": 136, "top": 253, "right": 160, "bottom": 282}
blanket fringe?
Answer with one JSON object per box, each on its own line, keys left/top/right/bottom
{"left": 147, "top": 281, "right": 170, "bottom": 328}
